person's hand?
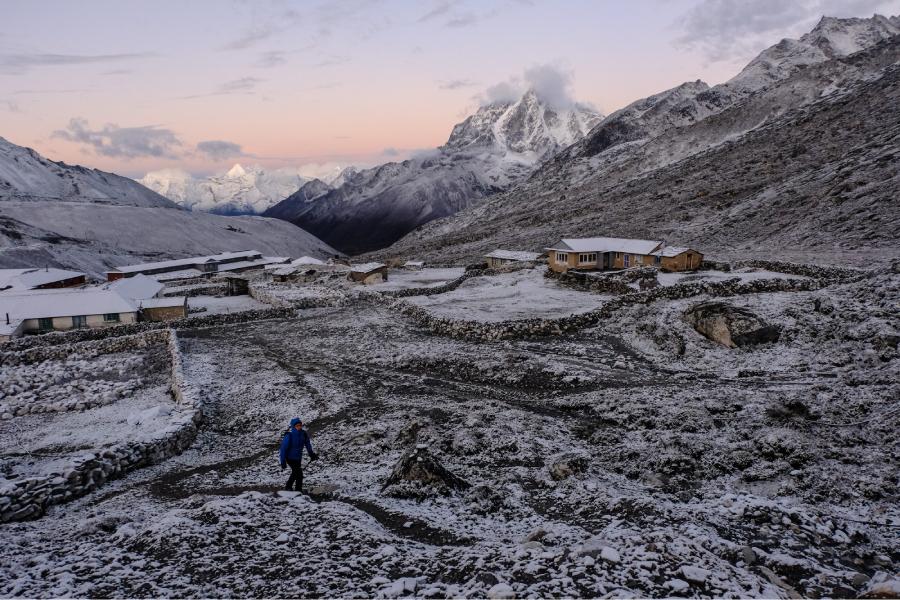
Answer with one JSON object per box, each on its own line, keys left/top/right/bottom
{"left": 280, "top": 462, "right": 286, "bottom": 470}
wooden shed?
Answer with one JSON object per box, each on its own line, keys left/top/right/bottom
{"left": 348, "top": 263, "right": 388, "bottom": 284}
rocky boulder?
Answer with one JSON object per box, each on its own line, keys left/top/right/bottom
{"left": 684, "top": 302, "right": 781, "bottom": 348}
{"left": 381, "top": 445, "right": 470, "bottom": 499}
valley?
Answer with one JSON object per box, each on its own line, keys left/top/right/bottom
{"left": 0, "top": 262, "right": 896, "bottom": 597}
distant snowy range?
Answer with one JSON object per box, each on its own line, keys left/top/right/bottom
{"left": 137, "top": 163, "right": 353, "bottom": 216}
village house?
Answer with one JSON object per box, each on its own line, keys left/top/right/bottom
{"left": 139, "top": 297, "right": 188, "bottom": 322}
{"left": 105, "top": 251, "right": 289, "bottom": 281}
{"left": 484, "top": 249, "right": 542, "bottom": 269}
{"left": 546, "top": 237, "right": 703, "bottom": 273}
{"left": 402, "top": 260, "right": 425, "bottom": 270}
{"left": 0, "top": 289, "right": 139, "bottom": 341}
{"left": 268, "top": 256, "right": 347, "bottom": 282}
{"left": 0, "top": 268, "right": 87, "bottom": 292}
{"left": 348, "top": 262, "right": 388, "bottom": 284}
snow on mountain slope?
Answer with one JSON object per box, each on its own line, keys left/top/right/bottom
{"left": 138, "top": 163, "right": 310, "bottom": 215}
{"left": 382, "top": 15, "right": 900, "bottom": 267}
{"left": 0, "top": 139, "right": 338, "bottom": 276}
{"left": 265, "top": 90, "right": 602, "bottom": 254}
{"left": 0, "top": 137, "right": 175, "bottom": 208}
{"left": 563, "top": 14, "right": 900, "bottom": 164}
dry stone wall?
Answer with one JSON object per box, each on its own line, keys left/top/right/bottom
{"left": 375, "top": 276, "right": 824, "bottom": 342}
{"left": 0, "top": 330, "right": 205, "bottom": 524}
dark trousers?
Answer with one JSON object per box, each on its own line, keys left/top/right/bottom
{"left": 285, "top": 459, "right": 303, "bottom": 491}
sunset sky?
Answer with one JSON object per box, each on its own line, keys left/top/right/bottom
{"left": 2, "top": 0, "right": 898, "bottom": 178}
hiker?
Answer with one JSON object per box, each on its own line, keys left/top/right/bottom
{"left": 279, "top": 417, "right": 318, "bottom": 492}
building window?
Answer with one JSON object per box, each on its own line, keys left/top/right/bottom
{"left": 556, "top": 252, "right": 568, "bottom": 263}
{"left": 103, "top": 313, "right": 121, "bottom": 323}
{"left": 578, "top": 253, "right": 597, "bottom": 264}
{"left": 72, "top": 315, "right": 88, "bottom": 328}
{"left": 654, "top": 256, "right": 661, "bottom": 265}
{"left": 634, "top": 255, "right": 643, "bottom": 265}
{"left": 38, "top": 317, "right": 53, "bottom": 331}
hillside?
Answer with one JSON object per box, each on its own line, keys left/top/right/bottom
{"left": 0, "top": 139, "right": 337, "bottom": 276}
{"left": 382, "top": 16, "right": 900, "bottom": 267}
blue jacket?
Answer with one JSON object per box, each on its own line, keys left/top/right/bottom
{"left": 280, "top": 427, "right": 314, "bottom": 464}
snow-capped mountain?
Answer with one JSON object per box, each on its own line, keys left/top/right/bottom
{"left": 445, "top": 90, "right": 601, "bottom": 160}
{"left": 0, "top": 139, "right": 337, "bottom": 276}
{"left": 385, "top": 14, "right": 900, "bottom": 265}
{"left": 265, "top": 90, "right": 602, "bottom": 254}
{"left": 138, "top": 164, "right": 311, "bottom": 215}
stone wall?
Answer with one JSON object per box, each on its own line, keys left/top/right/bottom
{"left": 376, "top": 276, "right": 824, "bottom": 342}
{"left": 163, "top": 283, "right": 226, "bottom": 298}
{"left": 381, "top": 269, "right": 482, "bottom": 298}
{"left": 0, "top": 329, "right": 170, "bottom": 368}
{"left": 0, "top": 330, "right": 205, "bottom": 523}
{"left": 548, "top": 268, "right": 643, "bottom": 295}
{"left": 730, "top": 259, "right": 865, "bottom": 282}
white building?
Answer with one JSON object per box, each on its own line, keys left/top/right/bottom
{"left": 0, "top": 289, "right": 139, "bottom": 341}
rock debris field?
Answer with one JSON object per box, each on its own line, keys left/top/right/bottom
{"left": 0, "top": 265, "right": 897, "bottom": 598}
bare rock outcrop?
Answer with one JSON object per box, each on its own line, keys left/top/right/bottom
{"left": 381, "top": 445, "right": 469, "bottom": 499}
{"left": 684, "top": 301, "right": 781, "bottom": 348}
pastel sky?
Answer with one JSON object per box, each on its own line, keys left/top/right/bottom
{"left": 2, "top": 0, "right": 898, "bottom": 178}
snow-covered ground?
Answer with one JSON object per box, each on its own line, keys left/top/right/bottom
{"left": 188, "top": 295, "right": 269, "bottom": 314}
{"left": 374, "top": 268, "right": 465, "bottom": 291}
{"left": 407, "top": 267, "right": 607, "bottom": 321}
{"left": 0, "top": 268, "right": 896, "bottom": 598}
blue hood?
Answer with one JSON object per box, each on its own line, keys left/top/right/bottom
{"left": 289, "top": 417, "right": 302, "bottom": 428}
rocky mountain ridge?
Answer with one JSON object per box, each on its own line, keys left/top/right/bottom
{"left": 264, "top": 90, "right": 602, "bottom": 254}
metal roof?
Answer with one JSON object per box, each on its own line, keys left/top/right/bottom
{"left": 0, "top": 289, "right": 137, "bottom": 321}
{"left": 546, "top": 237, "right": 664, "bottom": 254}
{"left": 0, "top": 268, "right": 85, "bottom": 292}
{"left": 350, "top": 262, "right": 386, "bottom": 273}
{"left": 109, "top": 250, "right": 262, "bottom": 274}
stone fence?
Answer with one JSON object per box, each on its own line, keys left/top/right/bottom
{"left": 163, "top": 283, "right": 227, "bottom": 298}
{"left": 0, "top": 329, "right": 205, "bottom": 523}
{"left": 730, "top": 259, "right": 866, "bottom": 282}
{"left": 547, "top": 267, "right": 658, "bottom": 295}
{"left": 0, "top": 329, "right": 170, "bottom": 368}
{"left": 380, "top": 269, "right": 483, "bottom": 298}
{"left": 375, "top": 276, "right": 823, "bottom": 342}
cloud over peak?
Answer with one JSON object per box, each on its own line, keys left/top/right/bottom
{"left": 51, "top": 118, "right": 181, "bottom": 159}
{"left": 479, "top": 63, "right": 578, "bottom": 108}
{"left": 196, "top": 140, "right": 247, "bottom": 161}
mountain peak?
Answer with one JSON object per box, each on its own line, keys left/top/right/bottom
{"left": 444, "top": 89, "right": 602, "bottom": 157}
{"left": 803, "top": 13, "right": 900, "bottom": 57}
{"left": 226, "top": 163, "right": 247, "bottom": 178}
